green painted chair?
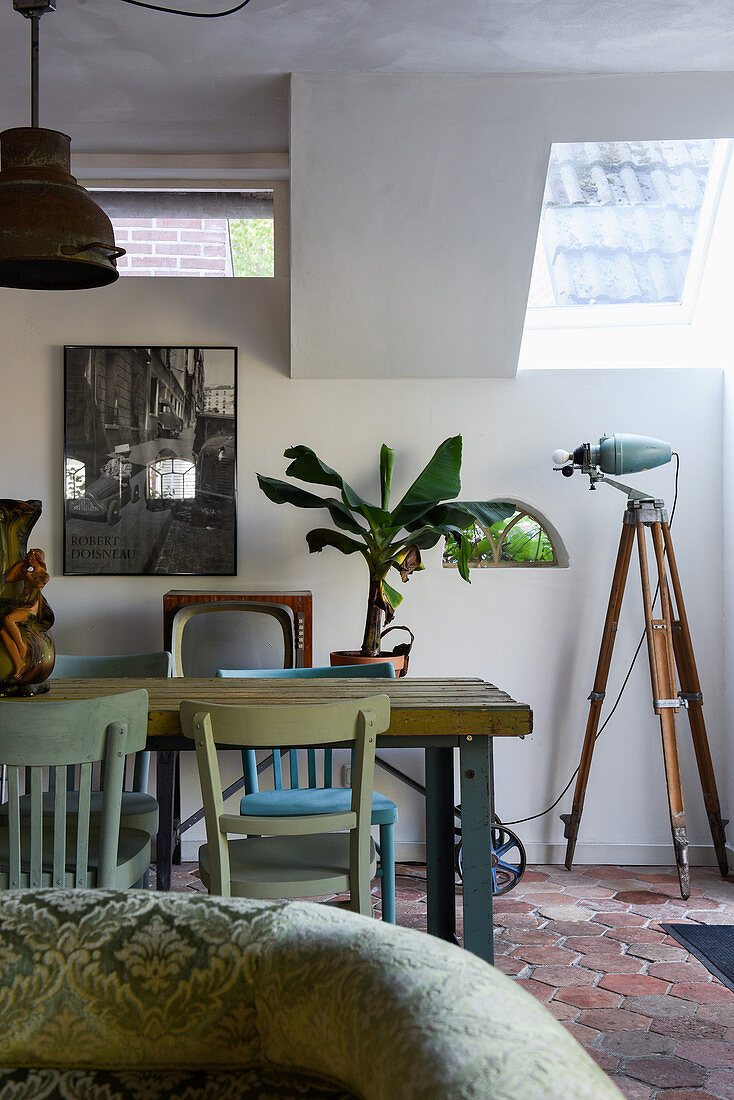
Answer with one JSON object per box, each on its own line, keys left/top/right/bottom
{"left": 181, "top": 695, "right": 390, "bottom": 914}
{"left": 216, "top": 664, "right": 399, "bottom": 922}
{"left": 0, "top": 691, "right": 151, "bottom": 889}
{"left": 49, "top": 651, "right": 171, "bottom": 837}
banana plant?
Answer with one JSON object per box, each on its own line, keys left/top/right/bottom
{"left": 258, "top": 436, "right": 513, "bottom": 656}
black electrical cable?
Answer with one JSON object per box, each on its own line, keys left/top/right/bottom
{"left": 502, "top": 452, "right": 681, "bottom": 827}
{"left": 117, "top": 0, "right": 253, "bottom": 18}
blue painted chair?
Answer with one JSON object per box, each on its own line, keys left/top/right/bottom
{"left": 216, "top": 663, "right": 398, "bottom": 922}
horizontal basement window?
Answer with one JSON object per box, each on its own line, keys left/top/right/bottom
{"left": 93, "top": 189, "right": 276, "bottom": 278}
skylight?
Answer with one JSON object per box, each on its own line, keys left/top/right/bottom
{"left": 526, "top": 140, "right": 724, "bottom": 319}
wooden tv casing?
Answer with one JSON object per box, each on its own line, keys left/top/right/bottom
{"left": 163, "top": 590, "right": 313, "bottom": 675}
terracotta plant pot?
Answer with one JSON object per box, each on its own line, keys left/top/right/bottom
{"left": 331, "top": 627, "right": 414, "bottom": 678}
{"left": 330, "top": 650, "right": 408, "bottom": 677}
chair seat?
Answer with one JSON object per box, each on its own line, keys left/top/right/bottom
{"left": 0, "top": 822, "right": 151, "bottom": 888}
{"left": 200, "top": 833, "right": 377, "bottom": 899}
{"left": 240, "top": 787, "right": 398, "bottom": 825}
{"left": 0, "top": 791, "right": 159, "bottom": 837}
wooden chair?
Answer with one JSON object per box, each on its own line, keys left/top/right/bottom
{"left": 49, "top": 651, "right": 171, "bottom": 837}
{"left": 0, "top": 690, "right": 151, "bottom": 889}
{"left": 216, "top": 664, "right": 399, "bottom": 922}
{"left": 181, "top": 695, "right": 390, "bottom": 914}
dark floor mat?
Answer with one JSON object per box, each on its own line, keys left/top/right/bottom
{"left": 662, "top": 923, "right": 734, "bottom": 993}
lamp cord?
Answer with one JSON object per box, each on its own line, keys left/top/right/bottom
{"left": 502, "top": 452, "right": 681, "bottom": 827}
{"left": 117, "top": 0, "right": 253, "bottom": 18}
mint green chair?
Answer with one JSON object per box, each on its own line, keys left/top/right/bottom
{"left": 49, "top": 652, "right": 171, "bottom": 837}
{"left": 0, "top": 691, "right": 151, "bottom": 889}
{"left": 181, "top": 695, "right": 390, "bottom": 914}
{"left": 216, "top": 664, "right": 398, "bottom": 922}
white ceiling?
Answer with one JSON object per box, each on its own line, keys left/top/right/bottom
{"left": 2, "top": 0, "right": 734, "bottom": 153}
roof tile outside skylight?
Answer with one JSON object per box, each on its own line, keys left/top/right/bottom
{"left": 528, "top": 139, "right": 716, "bottom": 307}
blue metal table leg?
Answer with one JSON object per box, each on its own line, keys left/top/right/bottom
{"left": 425, "top": 746, "right": 457, "bottom": 943}
{"left": 459, "top": 736, "right": 495, "bottom": 964}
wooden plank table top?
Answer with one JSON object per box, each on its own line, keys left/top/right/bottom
{"left": 42, "top": 677, "right": 533, "bottom": 740}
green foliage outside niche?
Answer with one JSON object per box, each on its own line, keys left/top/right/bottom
{"left": 443, "top": 510, "right": 556, "bottom": 566}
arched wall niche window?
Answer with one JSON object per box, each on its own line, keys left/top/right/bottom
{"left": 442, "top": 500, "right": 569, "bottom": 569}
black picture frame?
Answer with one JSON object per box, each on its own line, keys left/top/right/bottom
{"left": 63, "top": 346, "right": 237, "bottom": 576}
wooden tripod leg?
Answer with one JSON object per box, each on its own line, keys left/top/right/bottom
{"left": 643, "top": 522, "right": 690, "bottom": 899}
{"left": 662, "top": 522, "right": 729, "bottom": 876}
{"left": 562, "top": 521, "right": 635, "bottom": 870}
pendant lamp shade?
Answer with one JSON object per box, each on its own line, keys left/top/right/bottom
{"left": 0, "top": 127, "right": 124, "bottom": 290}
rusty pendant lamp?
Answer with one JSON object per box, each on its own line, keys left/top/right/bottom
{"left": 0, "top": 0, "right": 125, "bottom": 290}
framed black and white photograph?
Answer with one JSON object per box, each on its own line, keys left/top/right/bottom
{"left": 63, "top": 346, "right": 237, "bottom": 576}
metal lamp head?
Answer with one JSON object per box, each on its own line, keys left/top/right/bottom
{"left": 0, "top": 0, "right": 125, "bottom": 291}
{"left": 0, "top": 128, "right": 124, "bottom": 289}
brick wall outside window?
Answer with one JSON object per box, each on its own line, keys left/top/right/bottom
{"left": 113, "top": 218, "right": 233, "bottom": 277}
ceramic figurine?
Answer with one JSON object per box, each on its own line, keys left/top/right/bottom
{"left": 0, "top": 500, "right": 55, "bottom": 695}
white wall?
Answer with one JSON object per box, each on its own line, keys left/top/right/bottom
{"left": 291, "top": 70, "right": 734, "bottom": 380}
{"left": 0, "top": 275, "right": 724, "bottom": 861}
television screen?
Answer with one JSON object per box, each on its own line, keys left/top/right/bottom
{"left": 177, "top": 608, "right": 292, "bottom": 676}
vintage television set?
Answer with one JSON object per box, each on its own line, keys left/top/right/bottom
{"left": 163, "top": 590, "right": 312, "bottom": 676}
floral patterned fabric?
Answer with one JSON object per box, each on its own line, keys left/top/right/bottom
{"left": 0, "top": 891, "right": 622, "bottom": 1100}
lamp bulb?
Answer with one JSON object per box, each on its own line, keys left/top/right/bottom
{"left": 552, "top": 449, "right": 571, "bottom": 465}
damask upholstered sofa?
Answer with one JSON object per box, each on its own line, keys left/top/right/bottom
{"left": 0, "top": 890, "right": 622, "bottom": 1099}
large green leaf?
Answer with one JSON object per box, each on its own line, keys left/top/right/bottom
{"left": 404, "top": 500, "right": 515, "bottom": 533}
{"left": 284, "top": 446, "right": 349, "bottom": 491}
{"left": 389, "top": 436, "right": 463, "bottom": 527}
{"left": 392, "top": 527, "right": 443, "bottom": 551}
{"left": 454, "top": 501, "right": 517, "bottom": 527}
{"left": 305, "top": 528, "right": 364, "bottom": 555}
{"left": 284, "top": 445, "right": 380, "bottom": 522}
{"left": 257, "top": 475, "right": 367, "bottom": 536}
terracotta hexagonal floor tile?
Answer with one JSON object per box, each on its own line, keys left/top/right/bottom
{"left": 625, "top": 1055, "right": 706, "bottom": 1088}
{"left": 513, "top": 977, "right": 553, "bottom": 1002}
{"left": 509, "top": 945, "right": 579, "bottom": 965}
{"left": 607, "top": 1076, "right": 653, "bottom": 1099}
{"left": 598, "top": 1031, "right": 675, "bottom": 1057}
{"left": 561, "top": 1020, "right": 600, "bottom": 1045}
{"left": 598, "top": 974, "right": 671, "bottom": 996}
{"left": 705, "top": 1069, "right": 734, "bottom": 1099}
{"left": 614, "top": 890, "right": 670, "bottom": 905}
{"left": 623, "top": 994, "right": 696, "bottom": 1019}
{"left": 531, "top": 965, "right": 599, "bottom": 988}
{"left": 649, "top": 1016, "right": 725, "bottom": 1041}
{"left": 669, "top": 982, "right": 734, "bottom": 1004}
{"left": 580, "top": 955, "right": 645, "bottom": 974}
{"left": 543, "top": 919, "right": 607, "bottom": 937}
{"left": 675, "top": 1038, "right": 734, "bottom": 1067}
{"left": 647, "top": 961, "right": 710, "bottom": 982}
{"left": 660, "top": 1091, "right": 722, "bottom": 1100}
{"left": 546, "top": 999, "right": 578, "bottom": 1020}
{"left": 576, "top": 1008, "right": 651, "bottom": 1032}
{"left": 554, "top": 986, "right": 622, "bottom": 1010}
{"left": 595, "top": 912, "right": 650, "bottom": 928}
{"left": 563, "top": 936, "right": 623, "bottom": 955}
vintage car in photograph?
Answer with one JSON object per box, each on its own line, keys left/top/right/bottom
{"left": 65, "top": 457, "right": 140, "bottom": 526}
{"left": 155, "top": 401, "right": 183, "bottom": 439}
